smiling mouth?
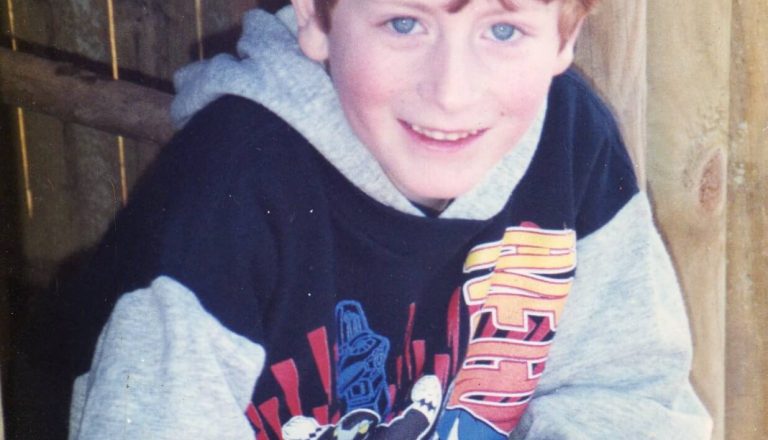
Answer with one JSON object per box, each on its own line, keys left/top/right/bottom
{"left": 403, "top": 121, "right": 485, "bottom": 143}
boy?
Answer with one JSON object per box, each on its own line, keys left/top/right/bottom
{"left": 36, "top": 0, "right": 710, "bottom": 438}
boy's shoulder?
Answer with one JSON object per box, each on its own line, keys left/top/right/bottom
{"left": 547, "top": 68, "right": 624, "bottom": 140}
{"left": 166, "top": 94, "right": 321, "bottom": 186}
{"left": 540, "top": 68, "right": 634, "bottom": 178}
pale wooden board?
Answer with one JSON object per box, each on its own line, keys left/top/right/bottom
{"left": 646, "top": 1, "right": 731, "bottom": 439}
{"left": 727, "top": 0, "right": 768, "bottom": 438}
{"left": 9, "top": 0, "right": 167, "bottom": 287}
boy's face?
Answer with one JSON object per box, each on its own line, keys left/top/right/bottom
{"left": 294, "top": 0, "right": 580, "bottom": 208}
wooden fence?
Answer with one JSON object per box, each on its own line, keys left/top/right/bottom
{"left": 1, "top": 0, "right": 766, "bottom": 439}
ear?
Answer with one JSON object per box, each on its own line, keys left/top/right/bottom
{"left": 553, "top": 17, "right": 585, "bottom": 75}
{"left": 291, "top": 0, "right": 330, "bottom": 62}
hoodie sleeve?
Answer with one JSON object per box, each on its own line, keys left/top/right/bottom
{"left": 509, "top": 193, "right": 712, "bottom": 439}
{"left": 69, "top": 276, "right": 265, "bottom": 440}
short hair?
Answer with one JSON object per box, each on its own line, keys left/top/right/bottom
{"left": 313, "top": 0, "right": 599, "bottom": 47}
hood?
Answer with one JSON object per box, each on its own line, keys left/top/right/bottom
{"left": 171, "top": 6, "right": 545, "bottom": 220}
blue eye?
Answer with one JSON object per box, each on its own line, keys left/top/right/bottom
{"left": 389, "top": 17, "right": 418, "bottom": 34}
{"left": 490, "top": 23, "right": 518, "bottom": 41}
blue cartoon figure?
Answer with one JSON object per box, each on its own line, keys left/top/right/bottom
{"left": 335, "top": 300, "right": 391, "bottom": 416}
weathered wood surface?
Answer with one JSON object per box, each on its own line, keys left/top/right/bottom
{"left": 0, "top": 48, "right": 174, "bottom": 144}
{"left": 575, "top": 0, "right": 646, "bottom": 185}
{"left": 5, "top": 0, "right": 119, "bottom": 286}
{"left": 113, "top": 0, "right": 198, "bottom": 83}
{"left": 647, "top": 0, "right": 731, "bottom": 438}
{"left": 727, "top": 0, "right": 768, "bottom": 438}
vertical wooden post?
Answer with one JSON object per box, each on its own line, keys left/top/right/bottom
{"left": 727, "top": 0, "right": 768, "bottom": 439}
{"left": 5, "top": 0, "right": 175, "bottom": 284}
{"left": 646, "top": 0, "right": 731, "bottom": 439}
{"left": 575, "top": 0, "right": 647, "bottom": 185}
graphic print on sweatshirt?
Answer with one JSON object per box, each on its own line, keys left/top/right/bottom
{"left": 335, "top": 300, "right": 392, "bottom": 416}
{"left": 246, "top": 300, "right": 443, "bottom": 440}
{"left": 245, "top": 224, "right": 575, "bottom": 440}
{"left": 436, "top": 224, "right": 576, "bottom": 439}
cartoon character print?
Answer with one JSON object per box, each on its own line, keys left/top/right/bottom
{"left": 282, "top": 375, "right": 443, "bottom": 440}
{"left": 335, "top": 300, "right": 391, "bottom": 416}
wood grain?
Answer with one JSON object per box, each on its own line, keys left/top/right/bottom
{"left": 727, "top": 0, "right": 768, "bottom": 438}
{"left": 0, "top": 48, "right": 174, "bottom": 144}
{"left": 5, "top": 0, "right": 83, "bottom": 287}
{"left": 646, "top": 1, "right": 731, "bottom": 438}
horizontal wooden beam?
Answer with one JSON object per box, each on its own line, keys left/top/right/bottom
{"left": 0, "top": 47, "right": 174, "bottom": 144}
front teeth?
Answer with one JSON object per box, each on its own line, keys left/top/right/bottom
{"left": 410, "top": 124, "right": 479, "bottom": 141}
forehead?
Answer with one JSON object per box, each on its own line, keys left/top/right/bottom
{"left": 346, "top": 0, "right": 554, "bottom": 13}
{"left": 444, "top": 0, "right": 552, "bottom": 13}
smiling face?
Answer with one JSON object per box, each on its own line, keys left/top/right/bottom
{"left": 292, "top": 0, "right": 582, "bottom": 208}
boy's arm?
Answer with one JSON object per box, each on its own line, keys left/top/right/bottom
{"left": 510, "top": 193, "right": 712, "bottom": 439}
{"left": 69, "top": 276, "right": 265, "bottom": 440}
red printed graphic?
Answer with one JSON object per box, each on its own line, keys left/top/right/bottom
{"left": 413, "top": 340, "right": 426, "bottom": 379}
{"left": 403, "top": 303, "right": 416, "bottom": 381}
{"left": 446, "top": 288, "right": 461, "bottom": 377}
{"left": 312, "top": 405, "right": 329, "bottom": 426}
{"left": 307, "top": 327, "right": 333, "bottom": 404}
{"left": 257, "top": 397, "right": 282, "bottom": 439}
{"left": 247, "top": 225, "right": 574, "bottom": 439}
{"left": 246, "top": 403, "right": 269, "bottom": 440}
{"left": 271, "top": 359, "right": 303, "bottom": 417}
{"left": 433, "top": 354, "right": 450, "bottom": 390}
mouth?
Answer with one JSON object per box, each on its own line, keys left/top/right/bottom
{"left": 400, "top": 120, "right": 486, "bottom": 147}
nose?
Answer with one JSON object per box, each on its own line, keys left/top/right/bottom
{"left": 419, "top": 36, "right": 481, "bottom": 113}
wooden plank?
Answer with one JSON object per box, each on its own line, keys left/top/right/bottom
{"left": 2, "top": 0, "right": 54, "bottom": 47}
{"left": 9, "top": 0, "right": 117, "bottom": 288}
{"left": 0, "top": 48, "right": 174, "bottom": 144}
{"left": 15, "top": 111, "right": 81, "bottom": 287}
{"left": 108, "top": 0, "right": 202, "bottom": 196}
{"left": 646, "top": 1, "right": 731, "bottom": 438}
{"left": 575, "top": 0, "right": 646, "bottom": 184}
{"left": 727, "top": 0, "right": 768, "bottom": 438}
{"left": 112, "top": 0, "right": 197, "bottom": 85}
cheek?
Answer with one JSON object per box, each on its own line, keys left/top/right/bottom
{"left": 494, "top": 64, "right": 553, "bottom": 118}
{"left": 330, "top": 49, "right": 404, "bottom": 117}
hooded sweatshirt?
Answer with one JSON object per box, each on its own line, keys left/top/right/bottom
{"left": 66, "top": 7, "right": 711, "bottom": 440}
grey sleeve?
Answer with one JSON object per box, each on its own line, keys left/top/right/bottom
{"left": 69, "top": 276, "right": 265, "bottom": 440}
{"left": 510, "top": 194, "right": 713, "bottom": 440}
